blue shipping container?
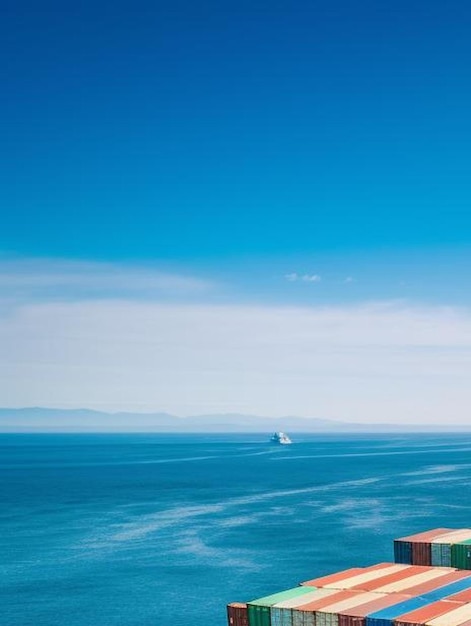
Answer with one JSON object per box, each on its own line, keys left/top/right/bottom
{"left": 421, "top": 575, "right": 471, "bottom": 602}
{"left": 366, "top": 596, "right": 433, "bottom": 626}
{"left": 394, "top": 541, "right": 412, "bottom": 565}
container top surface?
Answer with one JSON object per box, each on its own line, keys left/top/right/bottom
{"left": 447, "top": 589, "right": 471, "bottom": 603}
{"left": 367, "top": 596, "right": 434, "bottom": 620}
{"left": 423, "top": 577, "right": 471, "bottom": 601}
{"left": 351, "top": 567, "right": 428, "bottom": 592}
{"left": 228, "top": 603, "right": 247, "bottom": 609}
{"left": 301, "top": 568, "right": 366, "bottom": 587}
{"left": 455, "top": 540, "right": 471, "bottom": 547}
{"left": 402, "top": 572, "right": 471, "bottom": 598}
{"left": 426, "top": 603, "right": 471, "bottom": 626}
{"left": 248, "top": 586, "right": 315, "bottom": 606}
{"left": 431, "top": 531, "right": 471, "bottom": 545}
{"left": 294, "top": 591, "right": 363, "bottom": 612}
{"left": 397, "top": 530, "right": 455, "bottom": 543}
{"left": 318, "top": 592, "right": 388, "bottom": 614}
{"left": 323, "top": 565, "right": 407, "bottom": 590}
{"left": 273, "top": 589, "right": 338, "bottom": 609}
{"left": 394, "top": 600, "right": 464, "bottom": 624}
{"left": 339, "top": 594, "right": 413, "bottom": 617}
{"left": 375, "top": 570, "right": 458, "bottom": 593}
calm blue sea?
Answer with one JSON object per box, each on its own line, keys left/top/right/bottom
{"left": 2, "top": 433, "right": 471, "bottom": 626}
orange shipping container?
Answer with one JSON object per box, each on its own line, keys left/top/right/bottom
{"left": 323, "top": 566, "right": 408, "bottom": 591}
{"left": 351, "top": 567, "right": 427, "bottom": 592}
{"left": 395, "top": 601, "right": 464, "bottom": 626}
{"left": 301, "top": 569, "right": 366, "bottom": 588}
{"left": 301, "top": 565, "right": 395, "bottom": 588}
{"left": 445, "top": 589, "right": 471, "bottom": 603}
{"left": 400, "top": 572, "right": 471, "bottom": 598}
{"left": 374, "top": 569, "right": 457, "bottom": 594}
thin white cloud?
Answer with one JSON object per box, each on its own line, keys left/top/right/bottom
{"left": 0, "top": 258, "right": 213, "bottom": 300}
{"left": 285, "top": 272, "right": 321, "bottom": 283}
{"left": 1, "top": 299, "right": 471, "bottom": 424}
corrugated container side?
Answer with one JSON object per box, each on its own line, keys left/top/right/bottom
{"left": 291, "top": 589, "right": 362, "bottom": 626}
{"left": 270, "top": 606, "right": 293, "bottom": 626}
{"left": 365, "top": 596, "right": 435, "bottom": 626}
{"left": 351, "top": 567, "right": 426, "bottom": 592}
{"left": 338, "top": 595, "right": 413, "bottom": 626}
{"left": 411, "top": 543, "right": 432, "bottom": 567}
{"left": 431, "top": 545, "right": 444, "bottom": 568}
{"left": 271, "top": 590, "right": 339, "bottom": 626}
{"left": 421, "top": 577, "right": 471, "bottom": 603}
{"left": 228, "top": 603, "right": 249, "bottom": 626}
{"left": 248, "top": 587, "right": 316, "bottom": 626}
{"left": 316, "top": 592, "right": 389, "bottom": 626}
{"left": 248, "top": 604, "right": 270, "bottom": 626}
{"left": 375, "top": 570, "right": 456, "bottom": 593}
{"left": 301, "top": 569, "right": 365, "bottom": 588}
{"left": 451, "top": 541, "right": 471, "bottom": 571}
{"left": 323, "top": 566, "right": 407, "bottom": 590}
{"left": 400, "top": 572, "right": 471, "bottom": 598}
{"left": 431, "top": 545, "right": 453, "bottom": 568}
{"left": 394, "top": 600, "right": 464, "bottom": 626}
{"left": 396, "top": 530, "right": 454, "bottom": 543}
{"left": 425, "top": 603, "right": 471, "bottom": 626}
{"left": 292, "top": 609, "right": 316, "bottom": 626}
{"left": 395, "top": 542, "right": 412, "bottom": 565}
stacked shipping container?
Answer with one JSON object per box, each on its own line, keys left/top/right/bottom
{"left": 228, "top": 528, "right": 471, "bottom": 626}
{"left": 394, "top": 530, "right": 471, "bottom": 568}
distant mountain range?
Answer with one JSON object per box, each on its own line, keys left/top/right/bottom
{"left": 0, "top": 407, "right": 469, "bottom": 432}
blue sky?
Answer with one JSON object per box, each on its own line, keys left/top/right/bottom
{"left": 1, "top": 1, "right": 471, "bottom": 423}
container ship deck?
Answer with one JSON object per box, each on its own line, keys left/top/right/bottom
{"left": 228, "top": 528, "right": 471, "bottom": 626}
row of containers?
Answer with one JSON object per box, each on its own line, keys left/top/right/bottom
{"left": 394, "top": 529, "right": 471, "bottom": 569}
{"left": 227, "top": 528, "right": 471, "bottom": 626}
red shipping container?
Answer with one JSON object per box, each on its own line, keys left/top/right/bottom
{"left": 395, "top": 600, "right": 464, "bottom": 626}
{"left": 227, "top": 602, "right": 248, "bottom": 626}
{"left": 411, "top": 543, "right": 433, "bottom": 566}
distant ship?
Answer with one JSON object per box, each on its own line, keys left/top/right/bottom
{"left": 270, "top": 432, "right": 292, "bottom": 445}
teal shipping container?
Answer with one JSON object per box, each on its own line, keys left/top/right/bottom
{"left": 431, "top": 544, "right": 452, "bottom": 568}
{"left": 451, "top": 540, "right": 471, "bottom": 571}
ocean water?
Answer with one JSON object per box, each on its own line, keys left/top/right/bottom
{"left": 2, "top": 433, "right": 471, "bottom": 626}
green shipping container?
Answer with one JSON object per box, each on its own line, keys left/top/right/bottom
{"left": 451, "top": 539, "right": 471, "bottom": 570}
{"left": 248, "top": 587, "right": 316, "bottom": 626}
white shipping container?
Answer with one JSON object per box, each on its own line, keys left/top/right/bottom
{"left": 375, "top": 569, "right": 456, "bottom": 593}
{"left": 426, "top": 603, "right": 471, "bottom": 626}
{"left": 323, "top": 566, "right": 407, "bottom": 590}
